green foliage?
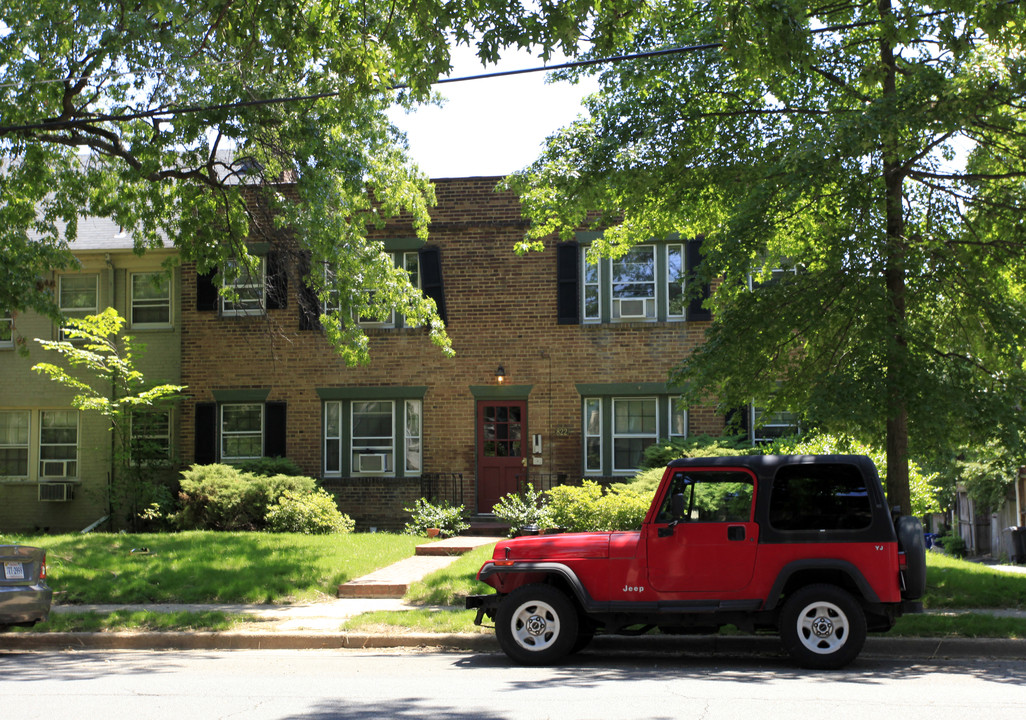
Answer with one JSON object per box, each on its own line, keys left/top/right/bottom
{"left": 511, "top": 0, "right": 1026, "bottom": 514}
{"left": 545, "top": 480, "right": 650, "bottom": 532}
{"left": 0, "top": 0, "right": 642, "bottom": 363}
{"left": 264, "top": 489, "right": 355, "bottom": 535}
{"left": 935, "top": 533, "right": 969, "bottom": 559}
{"left": 30, "top": 308, "right": 186, "bottom": 529}
{"left": 956, "top": 441, "right": 1019, "bottom": 515}
{"left": 238, "top": 457, "right": 305, "bottom": 477}
{"left": 402, "top": 498, "right": 470, "bottom": 538}
{"left": 640, "top": 435, "right": 751, "bottom": 468}
{"left": 491, "top": 483, "right": 551, "bottom": 536}
{"left": 176, "top": 464, "right": 316, "bottom": 531}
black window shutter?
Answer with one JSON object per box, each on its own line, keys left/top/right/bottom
{"left": 418, "top": 245, "right": 447, "bottom": 324}
{"left": 685, "top": 238, "right": 712, "bottom": 321}
{"left": 196, "top": 270, "right": 218, "bottom": 312}
{"left": 264, "top": 402, "right": 287, "bottom": 458}
{"left": 194, "top": 402, "right": 217, "bottom": 464}
{"left": 297, "top": 252, "right": 322, "bottom": 331}
{"left": 265, "top": 252, "right": 287, "bottom": 310}
{"left": 556, "top": 241, "right": 580, "bottom": 325}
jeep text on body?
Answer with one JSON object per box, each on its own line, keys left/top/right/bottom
{"left": 466, "top": 455, "right": 926, "bottom": 669}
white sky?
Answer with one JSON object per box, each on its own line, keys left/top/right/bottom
{"left": 387, "top": 44, "right": 599, "bottom": 179}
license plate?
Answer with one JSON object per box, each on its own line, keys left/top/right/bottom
{"left": 4, "top": 562, "right": 25, "bottom": 580}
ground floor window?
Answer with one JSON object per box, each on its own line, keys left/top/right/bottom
{"left": 582, "top": 394, "right": 686, "bottom": 476}
{"left": 130, "top": 408, "right": 173, "bottom": 463}
{"left": 0, "top": 410, "right": 30, "bottom": 477}
{"left": 323, "top": 397, "right": 422, "bottom": 477}
{"left": 221, "top": 404, "right": 263, "bottom": 461}
{"left": 39, "top": 409, "right": 78, "bottom": 478}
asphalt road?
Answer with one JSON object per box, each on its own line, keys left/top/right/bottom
{"left": 1, "top": 647, "right": 1024, "bottom": 720}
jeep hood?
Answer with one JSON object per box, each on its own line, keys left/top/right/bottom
{"left": 494, "top": 532, "right": 613, "bottom": 561}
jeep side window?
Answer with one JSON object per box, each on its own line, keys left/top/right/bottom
{"left": 769, "top": 463, "right": 873, "bottom": 531}
{"left": 656, "top": 471, "right": 754, "bottom": 523}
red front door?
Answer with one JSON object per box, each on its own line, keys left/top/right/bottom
{"left": 477, "top": 400, "right": 526, "bottom": 513}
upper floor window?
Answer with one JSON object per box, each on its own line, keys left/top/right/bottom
{"left": 327, "top": 252, "right": 421, "bottom": 328}
{"left": 58, "top": 275, "right": 98, "bottom": 339}
{"left": 131, "top": 272, "right": 172, "bottom": 328}
{"left": 560, "top": 238, "right": 710, "bottom": 325}
{"left": 221, "top": 259, "right": 265, "bottom": 317}
{"left": 0, "top": 310, "right": 12, "bottom": 348}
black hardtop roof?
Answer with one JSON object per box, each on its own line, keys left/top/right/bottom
{"left": 666, "top": 454, "right": 880, "bottom": 481}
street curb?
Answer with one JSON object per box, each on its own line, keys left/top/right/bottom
{"left": 2, "top": 631, "right": 1024, "bottom": 659}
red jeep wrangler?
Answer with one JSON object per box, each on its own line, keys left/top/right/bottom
{"left": 467, "top": 455, "right": 926, "bottom": 669}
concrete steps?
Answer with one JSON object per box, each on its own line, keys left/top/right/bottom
{"left": 337, "top": 536, "right": 501, "bottom": 599}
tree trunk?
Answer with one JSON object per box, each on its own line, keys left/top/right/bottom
{"left": 879, "top": 0, "right": 912, "bottom": 515}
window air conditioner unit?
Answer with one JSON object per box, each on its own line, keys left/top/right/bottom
{"left": 357, "top": 454, "right": 387, "bottom": 473}
{"left": 616, "top": 298, "right": 649, "bottom": 319}
{"left": 38, "top": 482, "right": 74, "bottom": 502}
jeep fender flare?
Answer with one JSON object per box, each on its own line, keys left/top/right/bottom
{"left": 478, "top": 561, "right": 595, "bottom": 609}
{"left": 763, "top": 559, "right": 881, "bottom": 611}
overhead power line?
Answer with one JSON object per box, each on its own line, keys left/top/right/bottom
{"left": 0, "top": 44, "right": 721, "bottom": 135}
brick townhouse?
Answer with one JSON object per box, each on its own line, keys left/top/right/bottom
{"left": 180, "top": 176, "right": 723, "bottom": 530}
{"left": 1, "top": 176, "right": 725, "bottom": 533}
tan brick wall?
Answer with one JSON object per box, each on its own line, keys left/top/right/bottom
{"left": 180, "top": 177, "right": 724, "bottom": 528}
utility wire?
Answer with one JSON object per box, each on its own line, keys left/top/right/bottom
{"left": 0, "top": 44, "right": 719, "bottom": 135}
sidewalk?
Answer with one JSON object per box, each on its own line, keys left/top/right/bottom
{"left": 2, "top": 539, "right": 1024, "bottom": 659}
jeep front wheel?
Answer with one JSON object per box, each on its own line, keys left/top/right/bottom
{"left": 779, "top": 584, "right": 867, "bottom": 670}
{"left": 496, "top": 584, "right": 579, "bottom": 665}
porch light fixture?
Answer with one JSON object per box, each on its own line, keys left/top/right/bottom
{"left": 495, "top": 365, "right": 506, "bottom": 384}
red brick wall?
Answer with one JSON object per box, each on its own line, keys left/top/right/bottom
{"left": 180, "top": 177, "right": 724, "bottom": 528}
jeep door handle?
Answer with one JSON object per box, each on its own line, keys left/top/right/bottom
{"left": 727, "top": 525, "right": 746, "bottom": 541}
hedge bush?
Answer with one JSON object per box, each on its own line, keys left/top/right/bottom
{"left": 491, "top": 483, "right": 550, "bottom": 536}
{"left": 264, "top": 489, "right": 355, "bottom": 534}
{"left": 176, "top": 464, "right": 317, "bottom": 530}
{"left": 546, "top": 481, "right": 650, "bottom": 532}
{"left": 402, "top": 498, "right": 470, "bottom": 538}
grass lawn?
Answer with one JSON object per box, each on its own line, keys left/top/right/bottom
{"left": 4, "top": 531, "right": 427, "bottom": 604}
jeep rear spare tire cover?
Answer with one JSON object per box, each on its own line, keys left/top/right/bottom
{"left": 896, "top": 515, "right": 927, "bottom": 600}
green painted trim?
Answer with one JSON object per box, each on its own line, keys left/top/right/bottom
{"left": 575, "top": 231, "right": 603, "bottom": 243}
{"left": 316, "top": 386, "right": 428, "bottom": 400}
{"left": 382, "top": 238, "right": 426, "bottom": 252}
{"left": 247, "top": 241, "right": 272, "bottom": 255}
{"left": 575, "top": 382, "right": 684, "bottom": 396}
{"left": 212, "top": 388, "right": 270, "bottom": 403}
{"left": 469, "top": 384, "right": 533, "bottom": 399}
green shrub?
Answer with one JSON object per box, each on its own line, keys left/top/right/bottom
{"left": 545, "top": 481, "right": 651, "bottom": 532}
{"left": 640, "top": 435, "right": 750, "bottom": 469}
{"left": 402, "top": 498, "right": 470, "bottom": 538}
{"left": 491, "top": 483, "right": 551, "bottom": 536}
{"left": 238, "top": 456, "right": 304, "bottom": 477}
{"left": 265, "top": 490, "right": 355, "bottom": 534}
{"left": 176, "top": 464, "right": 316, "bottom": 530}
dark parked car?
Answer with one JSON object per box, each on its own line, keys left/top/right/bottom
{"left": 1, "top": 545, "right": 52, "bottom": 630}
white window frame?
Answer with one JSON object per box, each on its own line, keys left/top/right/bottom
{"left": 0, "top": 310, "right": 13, "bottom": 349}
{"left": 611, "top": 397, "right": 658, "bottom": 474}
{"left": 221, "top": 259, "right": 266, "bottom": 317}
{"left": 582, "top": 253, "right": 601, "bottom": 323}
{"left": 351, "top": 400, "right": 395, "bottom": 476}
{"left": 220, "top": 403, "right": 264, "bottom": 461}
{"left": 323, "top": 398, "right": 423, "bottom": 478}
{"left": 750, "top": 405, "right": 800, "bottom": 444}
{"left": 404, "top": 399, "right": 422, "bottom": 474}
{"left": 0, "top": 410, "right": 30, "bottom": 478}
{"left": 58, "top": 274, "right": 99, "bottom": 339}
{"left": 583, "top": 398, "right": 602, "bottom": 473}
{"left": 39, "top": 409, "right": 79, "bottom": 478}
{"left": 668, "top": 397, "right": 687, "bottom": 440}
{"left": 611, "top": 245, "right": 657, "bottom": 320}
{"left": 130, "top": 272, "right": 172, "bottom": 328}
{"left": 667, "top": 243, "right": 686, "bottom": 319}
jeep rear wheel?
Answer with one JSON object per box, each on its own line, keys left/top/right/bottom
{"left": 496, "top": 584, "right": 579, "bottom": 665}
{"left": 780, "top": 584, "right": 867, "bottom": 670}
